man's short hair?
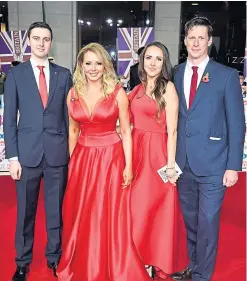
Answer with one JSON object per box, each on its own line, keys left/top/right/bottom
{"left": 11, "top": 61, "right": 21, "bottom": 67}
{"left": 185, "top": 16, "right": 213, "bottom": 38}
{"left": 238, "top": 71, "right": 244, "bottom": 77}
{"left": 27, "top": 22, "right": 53, "bottom": 40}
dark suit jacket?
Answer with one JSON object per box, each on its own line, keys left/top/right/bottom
{"left": 174, "top": 59, "right": 245, "bottom": 176}
{"left": 129, "top": 63, "right": 141, "bottom": 90}
{"left": 3, "top": 60, "right": 72, "bottom": 167}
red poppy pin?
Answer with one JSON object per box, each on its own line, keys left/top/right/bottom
{"left": 202, "top": 72, "right": 209, "bottom": 83}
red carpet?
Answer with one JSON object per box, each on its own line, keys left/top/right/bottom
{"left": 0, "top": 174, "right": 245, "bottom": 281}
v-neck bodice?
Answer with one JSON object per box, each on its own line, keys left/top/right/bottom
{"left": 69, "top": 85, "right": 121, "bottom": 139}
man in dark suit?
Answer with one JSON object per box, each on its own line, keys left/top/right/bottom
{"left": 239, "top": 71, "right": 247, "bottom": 98}
{"left": 0, "top": 62, "right": 6, "bottom": 95}
{"left": 129, "top": 46, "right": 145, "bottom": 90}
{"left": 171, "top": 17, "right": 245, "bottom": 281}
{"left": 3, "top": 22, "right": 72, "bottom": 281}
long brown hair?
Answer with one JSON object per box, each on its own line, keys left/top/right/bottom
{"left": 138, "top": 41, "right": 173, "bottom": 115}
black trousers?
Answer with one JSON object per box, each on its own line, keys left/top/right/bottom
{"left": 15, "top": 155, "right": 68, "bottom": 266}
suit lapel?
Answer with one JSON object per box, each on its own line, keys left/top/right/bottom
{"left": 47, "top": 63, "right": 58, "bottom": 108}
{"left": 176, "top": 63, "right": 187, "bottom": 114}
{"left": 188, "top": 59, "right": 215, "bottom": 114}
{"left": 23, "top": 60, "right": 41, "bottom": 102}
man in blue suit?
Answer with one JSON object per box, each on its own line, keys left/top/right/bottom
{"left": 3, "top": 22, "right": 72, "bottom": 281}
{"left": 171, "top": 17, "right": 245, "bottom": 281}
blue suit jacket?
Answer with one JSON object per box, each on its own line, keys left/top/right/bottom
{"left": 3, "top": 60, "right": 72, "bottom": 167}
{"left": 174, "top": 59, "right": 245, "bottom": 176}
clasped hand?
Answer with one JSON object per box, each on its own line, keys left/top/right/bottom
{"left": 166, "top": 168, "right": 179, "bottom": 186}
{"left": 122, "top": 166, "right": 133, "bottom": 188}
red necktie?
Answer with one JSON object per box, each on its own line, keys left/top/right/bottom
{"left": 37, "top": 66, "right": 48, "bottom": 108}
{"left": 189, "top": 66, "right": 198, "bottom": 108}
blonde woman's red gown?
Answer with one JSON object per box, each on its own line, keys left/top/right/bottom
{"left": 56, "top": 85, "right": 152, "bottom": 281}
{"left": 129, "top": 84, "right": 188, "bottom": 279}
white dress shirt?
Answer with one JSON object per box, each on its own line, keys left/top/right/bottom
{"left": 30, "top": 57, "right": 50, "bottom": 94}
{"left": 184, "top": 56, "right": 209, "bottom": 108}
{"left": 9, "top": 58, "right": 50, "bottom": 161}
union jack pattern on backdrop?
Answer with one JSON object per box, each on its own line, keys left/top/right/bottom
{"left": 0, "top": 30, "right": 31, "bottom": 73}
{"left": 117, "top": 27, "right": 154, "bottom": 77}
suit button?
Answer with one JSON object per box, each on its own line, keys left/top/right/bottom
{"left": 43, "top": 111, "right": 47, "bottom": 116}
{"left": 188, "top": 118, "right": 191, "bottom": 121}
{"left": 43, "top": 128, "right": 46, "bottom": 132}
{"left": 186, "top": 134, "right": 190, "bottom": 137}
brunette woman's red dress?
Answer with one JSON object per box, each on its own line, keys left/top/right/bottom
{"left": 57, "top": 85, "right": 152, "bottom": 281}
{"left": 129, "top": 84, "right": 188, "bottom": 279}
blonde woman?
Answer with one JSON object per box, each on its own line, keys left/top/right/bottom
{"left": 56, "top": 43, "right": 152, "bottom": 281}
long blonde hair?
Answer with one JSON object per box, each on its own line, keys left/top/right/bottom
{"left": 73, "top": 43, "right": 119, "bottom": 97}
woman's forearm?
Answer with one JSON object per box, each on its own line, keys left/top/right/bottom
{"left": 69, "top": 131, "right": 79, "bottom": 156}
{"left": 167, "top": 130, "right": 177, "bottom": 168}
{"left": 121, "top": 130, "right": 132, "bottom": 168}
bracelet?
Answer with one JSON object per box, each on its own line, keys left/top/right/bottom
{"left": 166, "top": 167, "right": 175, "bottom": 170}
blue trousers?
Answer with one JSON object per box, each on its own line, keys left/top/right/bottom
{"left": 177, "top": 161, "right": 226, "bottom": 281}
{"left": 15, "top": 155, "right": 68, "bottom": 266}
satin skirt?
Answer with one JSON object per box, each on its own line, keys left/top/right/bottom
{"left": 131, "top": 128, "right": 188, "bottom": 278}
{"left": 57, "top": 138, "right": 152, "bottom": 281}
